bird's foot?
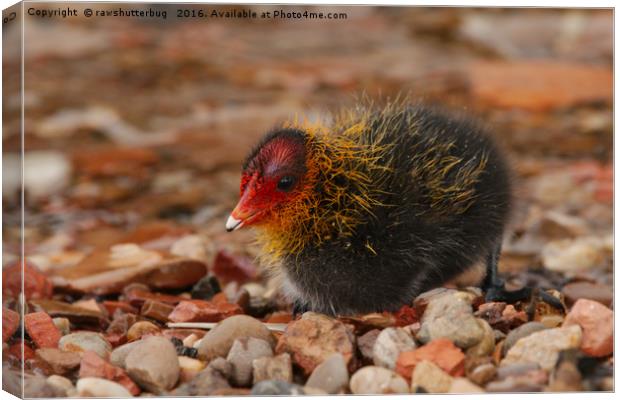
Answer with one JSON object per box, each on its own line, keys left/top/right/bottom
{"left": 292, "top": 300, "right": 309, "bottom": 318}
{"left": 484, "top": 282, "right": 532, "bottom": 303}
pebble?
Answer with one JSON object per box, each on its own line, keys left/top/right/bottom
{"left": 539, "top": 315, "right": 564, "bottom": 328}
{"left": 182, "top": 333, "right": 199, "bottom": 348}
{"left": 275, "top": 312, "right": 355, "bottom": 375}
{"left": 226, "top": 337, "right": 274, "bottom": 386}
{"left": 561, "top": 281, "right": 612, "bottom": 307}
{"left": 501, "top": 325, "right": 582, "bottom": 371}
{"left": 252, "top": 353, "right": 293, "bottom": 384}
{"left": 396, "top": 338, "right": 465, "bottom": 379}
{"left": 59, "top": 332, "right": 112, "bottom": 358}
{"left": 76, "top": 377, "right": 132, "bottom": 397}
{"left": 24, "top": 312, "right": 61, "bottom": 349}
{"left": 46, "top": 375, "right": 76, "bottom": 397}
{"left": 3, "top": 261, "right": 53, "bottom": 300}
{"left": 357, "top": 329, "right": 380, "bottom": 361}
{"left": 35, "top": 348, "right": 81, "bottom": 375}
{"left": 2, "top": 308, "right": 20, "bottom": 342}
{"left": 212, "top": 249, "right": 257, "bottom": 284}
{"left": 191, "top": 275, "right": 221, "bottom": 301}
{"left": 79, "top": 350, "right": 141, "bottom": 395}
{"left": 52, "top": 318, "right": 71, "bottom": 336}
{"left": 172, "top": 357, "right": 231, "bottom": 396}
{"left": 411, "top": 360, "right": 453, "bottom": 393}
{"left": 198, "top": 315, "right": 275, "bottom": 361}
{"left": 126, "top": 321, "right": 160, "bottom": 342}
{"left": 373, "top": 327, "right": 416, "bottom": 369}
{"left": 140, "top": 300, "right": 174, "bottom": 323}
{"left": 502, "top": 322, "right": 547, "bottom": 356}
{"left": 251, "top": 380, "right": 307, "bottom": 395}
{"left": 416, "top": 290, "right": 484, "bottom": 349}
{"left": 468, "top": 363, "right": 496, "bottom": 386}
{"left": 125, "top": 336, "right": 180, "bottom": 392}
{"left": 542, "top": 236, "right": 609, "bottom": 273}
{"left": 449, "top": 377, "right": 484, "bottom": 393}
{"left": 178, "top": 356, "right": 206, "bottom": 382}
{"left": 465, "top": 319, "right": 495, "bottom": 357}
{"left": 306, "top": 353, "right": 349, "bottom": 394}
{"left": 349, "top": 366, "right": 409, "bottom": 394}
{"left": 168, "top": 299, "right": 242, "bottom": 323}
{"left": 562, "top": 298, "right": 613, "bottom": 357}
{"left": 109, "top": 341, "right": 140, "bottom": 369}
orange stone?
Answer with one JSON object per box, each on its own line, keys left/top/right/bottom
{"left": 24, "top": 312, "right": 61, "bottom": 349}
{"left": 395, "top": 338, "right": 465, "bottom": 379}
{"left": 3, "top": 308, "right": 20, "bottom": 343}
{"left": 79, "top": 350, "right": 141, "bottom": 395}
{"left": 168, "top": 300, "right": 242, "bottom": 323}
{"left": 3, "top": 261, "right": 53, "bottom": 301}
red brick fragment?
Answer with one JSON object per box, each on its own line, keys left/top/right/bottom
{"left": 393, "top": 305, "right": 418, "bottom": 327}
{"left": 7, "top": 340, "right": 36, "bottom": 361}
{"left": 24, "top": 312, "right": 61, "bottom": 349}
{"left": 124, "top": 287, "right": 184, "bottom": 308}
{"left": 212, "top": 250, "right": 257, "bottom": 284}
{"left": 168, "top": 300, "right": 242, "bottom": 323}
{"left": 3, "top": 261, "right": 53, "bottom": 301}
{"left": 3, "top": 308, "right": 20, "bottom": 342}
{"left": 396, "top": 338, "right": 465, "bottom": 379}
{"left": 563, "top": 299, "right": 613, "bottom": 357}
{"left": 79, "top": 350, "right": 141, "bottom": 395}
{"left": 102, "top": 301, "right": 139, "bottom": 315}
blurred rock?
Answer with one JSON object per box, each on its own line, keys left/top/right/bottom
{"left": 562, "top": 299, "right": 612, "bottom": 357}
{"left": 251, "top": 380, "right": 307, "bottom": 395}
{"left": 417, "top": 289, "right": 483, "bottom": 349}
{"left": 76, "top": 377, "right": 132, "bottom": 397}
{"left": 35, "top": 348, "right": 81, "bottom": 375}
{"left": 306, "top": 353, "right": 349, "bottom": 394}
{"left": 252, "top": 353, "right": 293, "bottom": 384}
{"left": 3, "top": 262, "right": 53, "bottom": 301}
{"left": 24, "top": 312, "right": 62, "bottom": 349}
{"left": 168, "top": 299, "right": 242, "bottom": 323}
{"left": 125, "top": 336, "right": 180, "bottom": 392}
{"left": 2, "top": 308, "right": 19, "bottom": 342}
{"left": 110, "top": 341, "right": 140, "bottom": 369}
{"left": 79, "top": 350, "right": 141, "bottom": 395}
{"left": 226, "top": 337, "right": 274, "bottom": 387}
{"left": 46, "top": 375, "right": 76, "bottom": 397}
{"left": 357, "top": 328, "right": 381, "bottom": 361}
{"left": 141, "top": 299, "right": 174, "bottom": 322}
{"left": 198, "top": 315, "right": 275, "bottom": 361}
{"left": 501, "top": 325, "right": 582, "bottom": 371}
{"left": 503, "top": 322, "right": 547, "bottom": 357}
{"left": 542, "top": 236, "right": 611, "bottom": 273}
{"left": 173, "top": 357, "right": 231, "bottom": 396}
{"left": 561, "top": 281, "right": 612, "bottom": 307}
{"left": 178, "top": 355, "right": 206, "bottom": 382}
{"left": 3, "top": 151, "right": 71, "bottom": 204}
{"left": 411, "top": 360, "right": 453, "bottom": 393}
{"left": 212, "top": 249, "right": 258, "bottom": 284}
{"left": 468, "top": 362, "right": 496, "bottom": 386}
{"left": 350, "top": 366, "right": 409, "bottom": 394}
{"left": 275, "top": 312, "right": 355, "bottom": 375}
{"left": 30, "top": 299, "right": 107, "bottom": 329}
{"left": 59, "top": 332, "right": 112, "bottom": 358}
{"left": 465, "top": 319, "right": 495, "bottom": 357}
{"left": 52, "top": 318, "right": 71, "bottom": 336}
{"left": 396, "top": 338, "right": 465, "bottom": 379}
{"left": 449, "top": 377, "right": 484, "bottom": 393}
{"left": 373, "top": 327, "right": 416, "bottom": 369}
{"left": 127, "top": 320, "right": 160, "bottom": 341}
{"left": 191, "top": 275, "right": 221, "bottom": 301}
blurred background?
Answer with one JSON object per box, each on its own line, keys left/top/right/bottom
{"left": 2, "top": 4, "right": 612, "bottom": 319}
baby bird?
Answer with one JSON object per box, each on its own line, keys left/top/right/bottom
{"left": 226, "top": 101, "right": 525, "bottom": 315}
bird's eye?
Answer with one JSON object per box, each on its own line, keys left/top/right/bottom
{"left": 277, "top": 176, "right": 296, "bottom": 192}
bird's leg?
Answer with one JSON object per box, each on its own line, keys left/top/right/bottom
{"left": 292, "top": 299, "right": 309, "bottom": 318}
{"left": 483, "top": 242, "right": 531, "bottom": 303}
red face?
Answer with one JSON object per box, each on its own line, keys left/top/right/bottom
{"left": 226, "top": 131, "right": 307, "bottom": 232}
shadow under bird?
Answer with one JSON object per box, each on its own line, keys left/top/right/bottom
{"left": 226, "top": 101, "right": 529, "bottom": 315}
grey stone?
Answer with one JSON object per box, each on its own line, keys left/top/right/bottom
{"left": 59, "top": 331, "right": 112, "bottom": 358}
{"left": 252, "top": 353, "right": 293, "bottom": 384}
{"left": 349, "top": 366, "right": 409, "bottom": 394}
{"left": 76, "top": 377, "right": 132, "bottom": 397}
{"left": 251, "top": 380, "right": 306, "bottom": 395}
{"left": 306, "top": 353, "right": 349, "bottom": 394}
{"left": 126, "top": 336, "right": 180, "bottom": 393}
{"left": 226, "top": 337, "right": 273, "bottom": 387}
{"left": 372, "top": 327, "right": 416, "bottom": 369}
{"left": 198, "top": 315, "right": 275, "bottom": 361}
{"left": 173, "top": 357, "right": 232, "bottom": 396}
{"left": 502, "top": 322, "right": 548, "bottom": 356}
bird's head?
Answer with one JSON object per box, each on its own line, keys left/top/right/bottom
{"left": 226, "top": 129, "right": 310, "bottom": 232}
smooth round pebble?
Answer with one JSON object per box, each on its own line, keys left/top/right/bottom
{"left": 109, "top": 341, "right": 140, "bottom": 369}
{"left": 226, "top": 337, "right": 274, "bottom": 386}
{"left": 125, "top": 336, "right": 180, "bottom": 392}
{"left": 306, "top": 353, "right": 349, "bottom": 394}
{"left": 502, "top": 322, "right": 547, "bottom": 356}
{"left": 76, "top": 377, "right": 132, "bottom": 397}
{"left": 251, "top": 380, "right": 307, "bottom": 395}
{"left": 59, "top": 332, "right": 112, "bottom": 358}
{"left": 349, "top": 366, "right": 409, "bottom": 394}
{"left": 373, "top": 327, "right": 416, "bottom": 369}
{"left": 127, "top": 321, "right": 160, "bottom": 342}
{"left": 198, "top": 315, "right": 274, "bottom": 361}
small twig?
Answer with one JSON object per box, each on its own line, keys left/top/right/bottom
{"left": 167, "top": 322, "right": 288, "bottom": 332}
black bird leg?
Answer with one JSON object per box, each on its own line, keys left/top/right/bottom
{"left": 483, "top": 242, "right": 531, "bottom": 303}
{"left": 292, "top": 300, "right": 309, "bottom": 318}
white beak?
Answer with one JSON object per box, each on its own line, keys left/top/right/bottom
{"left": 226, "top": 215, "right": 243, "bottom": 232}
